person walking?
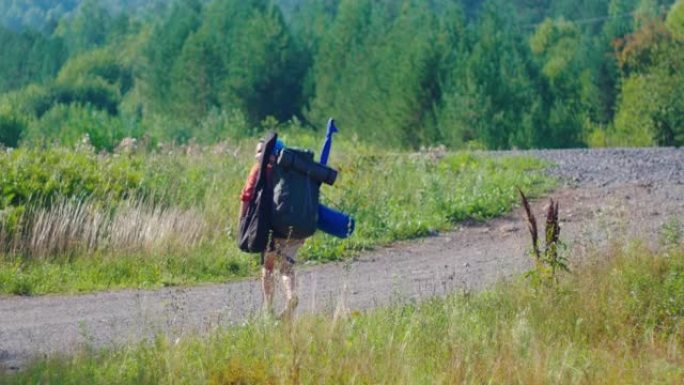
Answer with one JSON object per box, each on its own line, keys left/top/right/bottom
{"left": 239, "top": 137, "right": 303, "bottom": 320}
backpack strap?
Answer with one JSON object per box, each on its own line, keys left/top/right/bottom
{"left": 254, "top": 132, "right": 278, "bottom": 192}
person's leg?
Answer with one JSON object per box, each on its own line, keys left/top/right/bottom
{"left": 277, "top": 238, "right": 304, "bottom": 320}
{"left": 261, "top": 248, "right": 277, "bottom": 316}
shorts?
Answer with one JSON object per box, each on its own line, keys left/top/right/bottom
{"left": 261, "top": 237, "right": 304, "bottom": 267}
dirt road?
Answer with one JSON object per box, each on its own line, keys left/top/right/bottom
{"left": 1, "top": 148, "right": 683, "bottom": 370}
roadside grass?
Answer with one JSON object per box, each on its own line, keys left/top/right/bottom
{"left": 0, "top": 244, "right": 256, "bottom": 295}
{"left": 4, "top": 243, "right": 682, "bottom": 384}
{"left": 0, "top": 133, "right": 553, "bottom": 294}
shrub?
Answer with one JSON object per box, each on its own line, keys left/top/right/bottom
{"left": 23, "top": 104, "right": 128, "bottom": 151}
{"left": 0, "top": 109, "right": 27, "bottom": 147}
{"left": 7, "top": 78, "right": 120, "bottom": 119}
{"left": 57, "top": 48, "right": 134, "bottom": 95}
{"left": 0, "top": 146, "right": 145, "bottom": 211}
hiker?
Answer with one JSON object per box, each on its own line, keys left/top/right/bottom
{"left": 239, "top": 137, "right": 303, "bottom": 320}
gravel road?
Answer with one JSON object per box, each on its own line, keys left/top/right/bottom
{"left": 1, "top": 148, "right": 683, "bottom": 371}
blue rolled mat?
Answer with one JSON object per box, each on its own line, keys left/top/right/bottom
{"left": 318, "top": 204, "right": 354, "bottom": 238}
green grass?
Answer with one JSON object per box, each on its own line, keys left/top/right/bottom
{"left": 0, "top": 133, "right": 554, "bottom": 294}
{"left": 0, "top": 245, "right": 256, "bottom": 295}
{"left": 4, "top": 243, "right": 682, "bottom": 384}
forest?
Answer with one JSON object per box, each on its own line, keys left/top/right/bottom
{"left": 0, "top": 0, "right": 683, "bottom": 150}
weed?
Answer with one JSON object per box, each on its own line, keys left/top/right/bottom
{"left": 660, "top": 216, "right": 682, "bottom": 248}
{"left": 519, "top": 188, "right": 569, "bottom": 285}
{"left": 208, "top": 360, "right": 273, "bottom": 385}
{"left": 9, "top": 272, "right": 34, "bottom": 295}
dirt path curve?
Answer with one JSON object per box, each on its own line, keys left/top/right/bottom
{"left": 2, "top": 148, "right": 683, "bottom": 370}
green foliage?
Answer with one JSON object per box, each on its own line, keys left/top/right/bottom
{"left": 0, "top": 0, "right": 78, "bottom": 33}
{"left": 57, "top": 47, "right": 134, "bottom": 95}
{"left": 660, "top": 216, "right": 682, "bottom": 248}
{"left": 193, "top": 108, "right": 250, "bottom": 144}
{"left": 157, "top": 0, "right": 307, "bottom": 129}
{"left": 140, "top": 0, "right": 202, "bottom": 115}
{"left": 0, "top": 108, "right": 27, "bottom": 147}
{"left": 0, "top": 147, "right": 145, "bottom": 211}
{"left": 308, "top": 0, "right": 456, "bottom": 148}
{"left": 611, "top": 19, "right": 684, "bottom": 146}
{"left": 23, "top": 104, "right": 129, "bottom": 150}
{"left": 619, "top": 248, "right": 684, "bottom": 335}
{"left": 50, "top": 78, "right": 121, "bottom": 116}
{"left": 529, "top": 18, "right": 592, "bottom": 148}
{"left": 301, "top": 150, "right": 553, "bottom": 262}
{"left": 0, "top": 0, "right": 167, "bottom": 33}
{"left": 667, "top": 0, "right": 684, "bottom": 38}
{"left": 0, "top": 145, "right": 248, "bottom": 214}
{"left": 54, "top": 0, "right": 114, "bottom": 55}
{"left": 454, "top": 0, "right": 540, "bottom": 149}
{"left": 6, "top": 77, "right": 121, "bottom": 121}
{"left": 0, "top": 143, "right": 551, "bottom": 294}
{"left": 4, "top": 245, "right": 682, "bottom": 383}
{"left": 1, "top": 0, "right": 682, "bottom": 149}
{"left": 530, "top": 18, "right": 581, "bottom": 81}
{"left": 0, "top": 246, "right": 256, "bottom": 295}
{"left": 0, "top": 26, "right": 67, "bottom": 92}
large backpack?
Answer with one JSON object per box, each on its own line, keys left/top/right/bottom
{"left": 270, "top": 149, "right": 320, "bottom": 239}
{"left": 237, "top": 132, "right": 277, "bottom": 253}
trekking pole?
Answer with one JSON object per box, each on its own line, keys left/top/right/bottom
{"left": 319, "top": 118, "right": 338, "bottom": 166}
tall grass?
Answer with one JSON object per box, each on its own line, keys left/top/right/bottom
{"left": 5, "top": 243, "right": 682, "bottom": 384}
{"left": 3, "top": 198, "right": 207, "bottom": 258}
{"left": 0, "top": 133, "right": 553, "bottom": 294}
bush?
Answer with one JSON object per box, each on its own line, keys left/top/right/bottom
{"left": 7, "top": 78, "right": 120, "bottom": 119}
{"left": 23, "top": 104, "right": 129, "bottom": 151}
{"left": 57, "top": 48, "right": 134, "bottom": 95}
{"left": 0, "top": 146, "right": 145, "bottom": 211}
{"left": 0, "top": 109, "right": 27, "bottom": 147}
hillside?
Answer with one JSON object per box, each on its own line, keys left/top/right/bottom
{"left": 1, "top": 0, "right": 682, "bottom": 150}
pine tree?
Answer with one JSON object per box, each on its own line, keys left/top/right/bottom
{"left": 141, "top": 0, "right": 202, "bottom": 115}
{"left": 529, "top": 17, "right": 587, "bottom": 147}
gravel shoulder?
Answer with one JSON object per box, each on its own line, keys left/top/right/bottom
{"left": 1, "top": 148, "right": 683, "bottom": 371}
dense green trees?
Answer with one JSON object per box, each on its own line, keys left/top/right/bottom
{"left": 529, "top": 17, "right": 587, "bottom": 148}
{"left": 448, "top": 0, "right": 538, "bottom": 149}
{"left": 141, "top": 0, "right": 203, "bottom": 117}
{"left": 0, "top": 26, "right": 66, "bottom": 93}
{"left": 307, "top": 0, "right": 447, "bottom": 146}
{"left": 171, "top": 0, "right": 305, "bottom": 125}
{"left": 137, "top": 0, "right": 306, "bottom": 141}
{"left": 668, "top": 0, "right": 684, "bottom": 37}
{"left": 612, "top": 16, "right": 684, "bottom": 146}
{"left": 0, "top": 0, "right": 681, "bottom": 149}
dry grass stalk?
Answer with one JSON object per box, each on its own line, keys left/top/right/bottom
{"left": 518, "top": 188, "right": 567, "bottom": 282}
{"left": 5, "top": 198, "right": 207, "bottom": 259}
{"left": 544, "top": 198, "right": 560, "bottom": 260}
{"left": 518, "top": 188, "right": 540, "bottom": 261}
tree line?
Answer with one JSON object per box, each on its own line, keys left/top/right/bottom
{"left": 0, "top": 0, "right": 682, "bottom": 150}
